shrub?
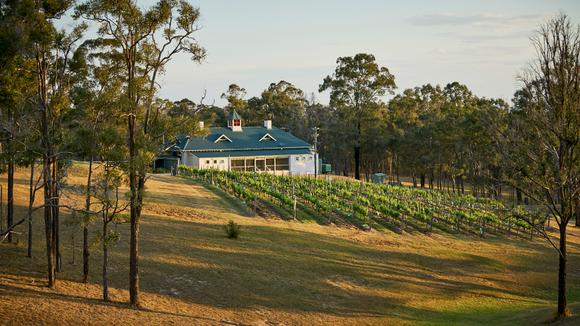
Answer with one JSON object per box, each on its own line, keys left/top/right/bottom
{"left": 152, "top": 168, "right": 170, "bottom": 174}
{"left": 224, "top": 220, "right": 241, "bottom": 239}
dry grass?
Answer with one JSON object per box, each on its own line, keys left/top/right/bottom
{"left": 1, "top": 163, "right": 579, "bottom": 325}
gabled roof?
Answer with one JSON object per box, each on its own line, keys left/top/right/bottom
{"left": 214, "top": 134, "right": 232, "bottom": 143}
{"left": 169, "top": 126, "right": 311, "bottom": 152}
{"left": 228, "top": 109, "right": 242, "bottom": 120}
{"left": 259, "top": 133, "right": 277, "bottom": 142}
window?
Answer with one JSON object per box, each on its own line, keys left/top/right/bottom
{"left": 276, "top": 157, "right": 289, "bottom": 171}
{"left": 233, "top": 119, "right": 241, "bottom": 126}
{"left": 266, "top": 158, "right": 275, "bottom": 170}
{"left": 295, "top": 157, "right": 300, "bottom": 161}
{"left": 307, "top": 156, "right": 312, "bottom": 161}
{"left": 231, "top": 159, "right": 245, "bottom": 171}
{"left": 206, "top": 160, "right": 210, "bottom": 164}
{"left": 214, "top": 160, "right": 217, "bottom": 164}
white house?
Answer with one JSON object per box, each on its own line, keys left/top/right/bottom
{"left": 155, "top": 110, "right": 318, "bottom": 175}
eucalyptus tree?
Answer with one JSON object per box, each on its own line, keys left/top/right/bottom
{"left": 91, "top": 119, "right": 127, "bottom": 301}
{"left": 260, "top": 81, "right": 307, "bottom": 138}
{"left": 76, "top": 0, "right": 205, "bottom": 306}
{"left": 221, "top": 84, "right": 248, "bottom": 113}
{"left": 387, "top": 84, "right": 445, "bottom": 187}
{"left": 319, "top": 53, "right": 396, "bottom": 179}
{"left": 503, "top": 14, "right": 580, "bottom": 318}
{"left": 66, "top": 41, "right": 125, "bottom": 283}
{"left": 0, "top": 0, "right": 33, "bottom": 243}
{"left": 0, "top": 0, "right": 85, "bottom": 285}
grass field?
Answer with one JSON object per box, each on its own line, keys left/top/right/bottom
{"left": 1, "top": 164, "right": 579, "bottom": 325}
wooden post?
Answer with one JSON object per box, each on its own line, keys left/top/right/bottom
{"left": 0, "top": 184, "right": 3, "bottom": 234}
{"left": 292, "top": 183, "right": 297, "bottom": 219}
{"left": 253, "top": 197, "right": 257, "bottom": 216}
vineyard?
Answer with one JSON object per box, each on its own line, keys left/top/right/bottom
{"left": 178, "top": 167, "right": 541, "bottom": 238}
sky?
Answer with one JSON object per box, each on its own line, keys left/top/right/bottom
{"left": 97, "top": 0, "right": 580, "bottom": 105}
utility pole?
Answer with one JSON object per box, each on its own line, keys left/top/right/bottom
{"left": 313, "top": 127, "right": 319, "bottom": 178}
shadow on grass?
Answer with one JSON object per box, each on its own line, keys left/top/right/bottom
{"left": 2, "top": 171, "right": 579, "bottom": 323}
{"left": 0, "top": 279, "right": 230, "bottom": 325}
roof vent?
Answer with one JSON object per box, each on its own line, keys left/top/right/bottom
{"left": 264, "top": 120, "right": 272, "bottom": 129}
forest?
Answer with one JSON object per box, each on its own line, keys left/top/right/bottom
{"left": 0, "top": 0, "right": 579, "bottom": 323}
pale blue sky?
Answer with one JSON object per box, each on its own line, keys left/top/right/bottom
{"left": 92, "top": 1, "right": 580, "bottom": 104}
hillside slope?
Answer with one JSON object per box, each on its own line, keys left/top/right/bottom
{"left": 1, "top": 168, "right": 579, "bottom": 325}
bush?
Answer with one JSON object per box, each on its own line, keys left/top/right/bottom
{"left": 152, "top": 168, "right": 170, "bottom": 174}
{"left": 224, "top": 220, "right": 241, "bottom": 239}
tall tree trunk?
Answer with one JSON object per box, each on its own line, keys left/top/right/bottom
{"left": 388, "top": 154, "right": 393, "bottom": 183}
{"left": 53, "top": 162, "right": 61, "bottom": 272}
{"left": 438, "top": 165, "right": 443, "bottom": 190}
{"left": 39, "top": 70, "right": 56, "bottom": 287}
{"left": 27, "top": 163, "right": 35, "bottom": 258}
{"left": 574, "top": 197, "right": 579, "bottom": 227}
{"left": 126, "top": 47, "right": 141, "bottom": 306}
{"left": 354, "top": 121, "right": 361, "bottom": 180}
{"left": 0, "top": 185, "right": 3, "bottom": 234}
{"left": 420, "top": 173, "right": 425, "bottom": 188}
{"left": 395, "top": 153, "right": 400, "bottom": 184}
{"left": 6, "top": 157, "right": 14, "bottom": 243}
{"left": 354, "top": 145, "right": 361, "bottom": 180}
{"left": 128, "top": 112, "right": 140, "bottom": 306}
{"left": 83, "top": 157, "right": 93, "bottom": 283}
{"left": 557, "top": 222, "right": 567, "bottom": 317}
{"left": 43, "top": 158, "right": 56, "bottom": 287}
{"left": 102, "top": 221, "right": 109, "bottom": 301}
{"left": 451, "top": 175, "right": 456, "bottom": 193}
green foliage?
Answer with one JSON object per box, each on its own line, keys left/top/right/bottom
{"left": 182, "top": 168, "right": 525, "bottom": 235}
{"left": 92, "top": 229, "right": 121, "bottom": 247}
{"left": 224, "top": 220, "right": 241, "bottom": 239}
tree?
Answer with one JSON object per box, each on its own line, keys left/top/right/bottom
{"left": 92, "top": 122, "right": 127, "bottom": 301}
{"left": 0, "top": 0, "right": 84, "bottom": 285}
{"left": 66, "top": 39, "right": 125, "bottom": 282}
{"left": 503, "top": 14, "right": 579, "bottom": 318}
{"left": 260, "top": 81, "right": 307, "bottom": 138}
{"left": 76, "top": 0, "right": 205, "bottom": 306}
{"left": 319, "top": 53, "right": 396, "bottom": 179}
{"left": 0, "top": 0, "right": 35, "bottom": 244}
{"left": 221, "top": 84, "right": 248, "bottom": 113}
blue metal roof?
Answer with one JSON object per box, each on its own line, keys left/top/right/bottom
{"left": 175, "top": 126, "right": 311, "bottom": 152}
{"left": 227, "top": 109, "right": 242, "bottom": 120}
{"left": 193, "top": 148, "right": 312, "bottom": 158}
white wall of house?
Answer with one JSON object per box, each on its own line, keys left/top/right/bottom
{"left": 181, "top": 152, "right": 192, "bottom": 166}
{"left": 190, "top": 155, "right": 199, "bottom": 168}
{"left": 289, "top": 153, "right": 315, "bottom": 175}
{"left": 180, "top": 152, "right": 316, "bottom": 175}
{"left": 198, "top": 157, "right": 228, "bottom": 171}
